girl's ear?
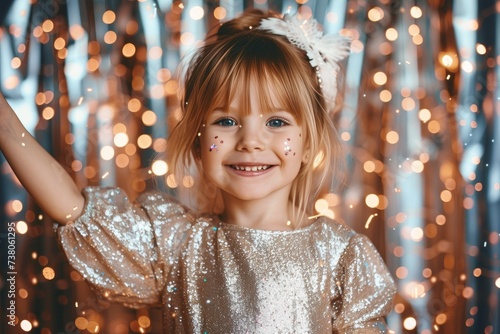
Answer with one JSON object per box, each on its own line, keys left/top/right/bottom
{"left": 302, "top": 148, "right": 310, "bottom": 164}
{"left": 300, "top": 131, "right": 311, "bottom": 164}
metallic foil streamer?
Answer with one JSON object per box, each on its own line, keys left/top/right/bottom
{"left": 0, "top": 0, "right": 496, "bottom": 333}
{"left": 453, "top": 0, "right": 500, "bottom": 332}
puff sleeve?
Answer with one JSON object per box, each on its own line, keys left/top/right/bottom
{"left": 57, "top": 187, "right": 191, "bottom": 308}
{"left": 332, "top": 234, "right": 396, "bottom": 333}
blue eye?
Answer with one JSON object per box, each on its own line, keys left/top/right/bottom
{"left": 267, "top": 118, "right": 289, "bottom": 128}
{"left": 215, "top": 118, "right": 237, "bottom": 127}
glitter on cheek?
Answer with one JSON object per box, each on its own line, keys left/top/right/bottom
{"left": 284, "top": 139, "right": 292, "bottom": 156}
{"left": 209, "top": 135, "right": 223, "bottom": 152}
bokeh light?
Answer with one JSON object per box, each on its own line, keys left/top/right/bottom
{"left": 214, "top": 7, "right": 227, "bottom": 20}
{"left": 410, "top": 6, "right": 423, "bottom": 19}
{"left": 152, "top": 160, "right": 168, "bottom": 176}
{"left": 367, "top": 7, "right": 384, "bottom": 22}
{"left": 20, "top": 320, "right": 33, "bottom": 331}
{"left": 16, "top": 220, "right": 28, "bottom": 234}
{"left": 190, "top": 6, "right": 205, "bottom": 20}
{"left": 385, "top": 28, "right": 398, "bottom": 41}
{"left": 373, "top": 71, "right": 387, "bottom": 86}
{"left": 102, "top": 10, "right": 116, "bottom": 24}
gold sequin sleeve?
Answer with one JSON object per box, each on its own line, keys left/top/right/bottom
{"left": 56, "top": 187, "right": 192, "bottom": 308}
{"left": 331, "top": 233, "right": 396, "bottom": 333}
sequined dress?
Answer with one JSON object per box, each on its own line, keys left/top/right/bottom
{"left": 57, "top": 187, "right": 396, "bottom": 333}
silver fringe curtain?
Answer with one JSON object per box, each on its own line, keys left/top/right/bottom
{"left": 0, "top": 0, "right": 497, "bottom": 333}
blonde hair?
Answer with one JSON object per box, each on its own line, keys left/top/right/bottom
{"left": 166, "top": 9, "right": 345, "bottom": 222}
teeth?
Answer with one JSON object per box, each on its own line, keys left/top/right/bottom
{"left": 232, "top": 165, "right": 270, "bottom": 171}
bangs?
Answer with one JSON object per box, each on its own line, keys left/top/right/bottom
{"left": 194, "top": 31, "right": 316, "bottom": 122}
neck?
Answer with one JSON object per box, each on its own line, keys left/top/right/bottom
{"left": 219, "top": 192, "right": 306, "bottom": 231}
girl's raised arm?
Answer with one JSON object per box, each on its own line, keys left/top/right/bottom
{"left": 0, "top": 93, "right": 84, "bottom": 225}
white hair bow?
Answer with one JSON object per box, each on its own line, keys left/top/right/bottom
{"left": 259, "top": 13, "right": 351, "bottom": 110}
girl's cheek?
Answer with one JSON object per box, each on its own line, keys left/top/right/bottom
{"left": 284, "top": 138, "right": 292, "bottom": 156}
{"left": 209, "top": 135, "right": 224, "bottom": 152}
{"left": 283, "top": 136, "right": 300, "bottom": 157}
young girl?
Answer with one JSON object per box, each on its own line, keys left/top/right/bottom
{"left": 0, "top": 9, "right": 395, "bottom": 333}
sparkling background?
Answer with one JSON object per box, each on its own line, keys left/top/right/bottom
{"left": 0, "top": 0, "right": 498, "bottom": 333}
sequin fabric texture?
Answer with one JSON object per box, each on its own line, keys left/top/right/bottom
{"left": 57, "top": 187, "right": 396, "bottom": 333}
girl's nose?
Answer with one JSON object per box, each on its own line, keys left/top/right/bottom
{"left": 235, "top": 122, "right": 265, "bottom": 152}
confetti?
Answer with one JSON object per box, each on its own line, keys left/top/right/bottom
{"left": 364, "top": 213, "right": 379, "bottom": 229}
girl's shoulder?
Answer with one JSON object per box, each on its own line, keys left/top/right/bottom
{"left": 136, "top": 190, "right": 196, "bottom": 223}
{"left": 135, "top": 190, "right": 220, "bottom": 229}
{"left": 315, "top": 217, "right": 358, "bottom": 241}
{"left": 314, "top": 217, "right": 384, "bottom": 257}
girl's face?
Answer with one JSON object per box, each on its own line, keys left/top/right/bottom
{"left": 199, "top": 87, "right": 306, "bottom": 206}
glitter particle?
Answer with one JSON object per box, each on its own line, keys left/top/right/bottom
{"left": 364, "top": 213, "right": 379, "bottom": 229}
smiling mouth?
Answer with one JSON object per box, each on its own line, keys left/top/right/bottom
{"left": 230, "top": 165, "right": 272, "bottom": 171}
